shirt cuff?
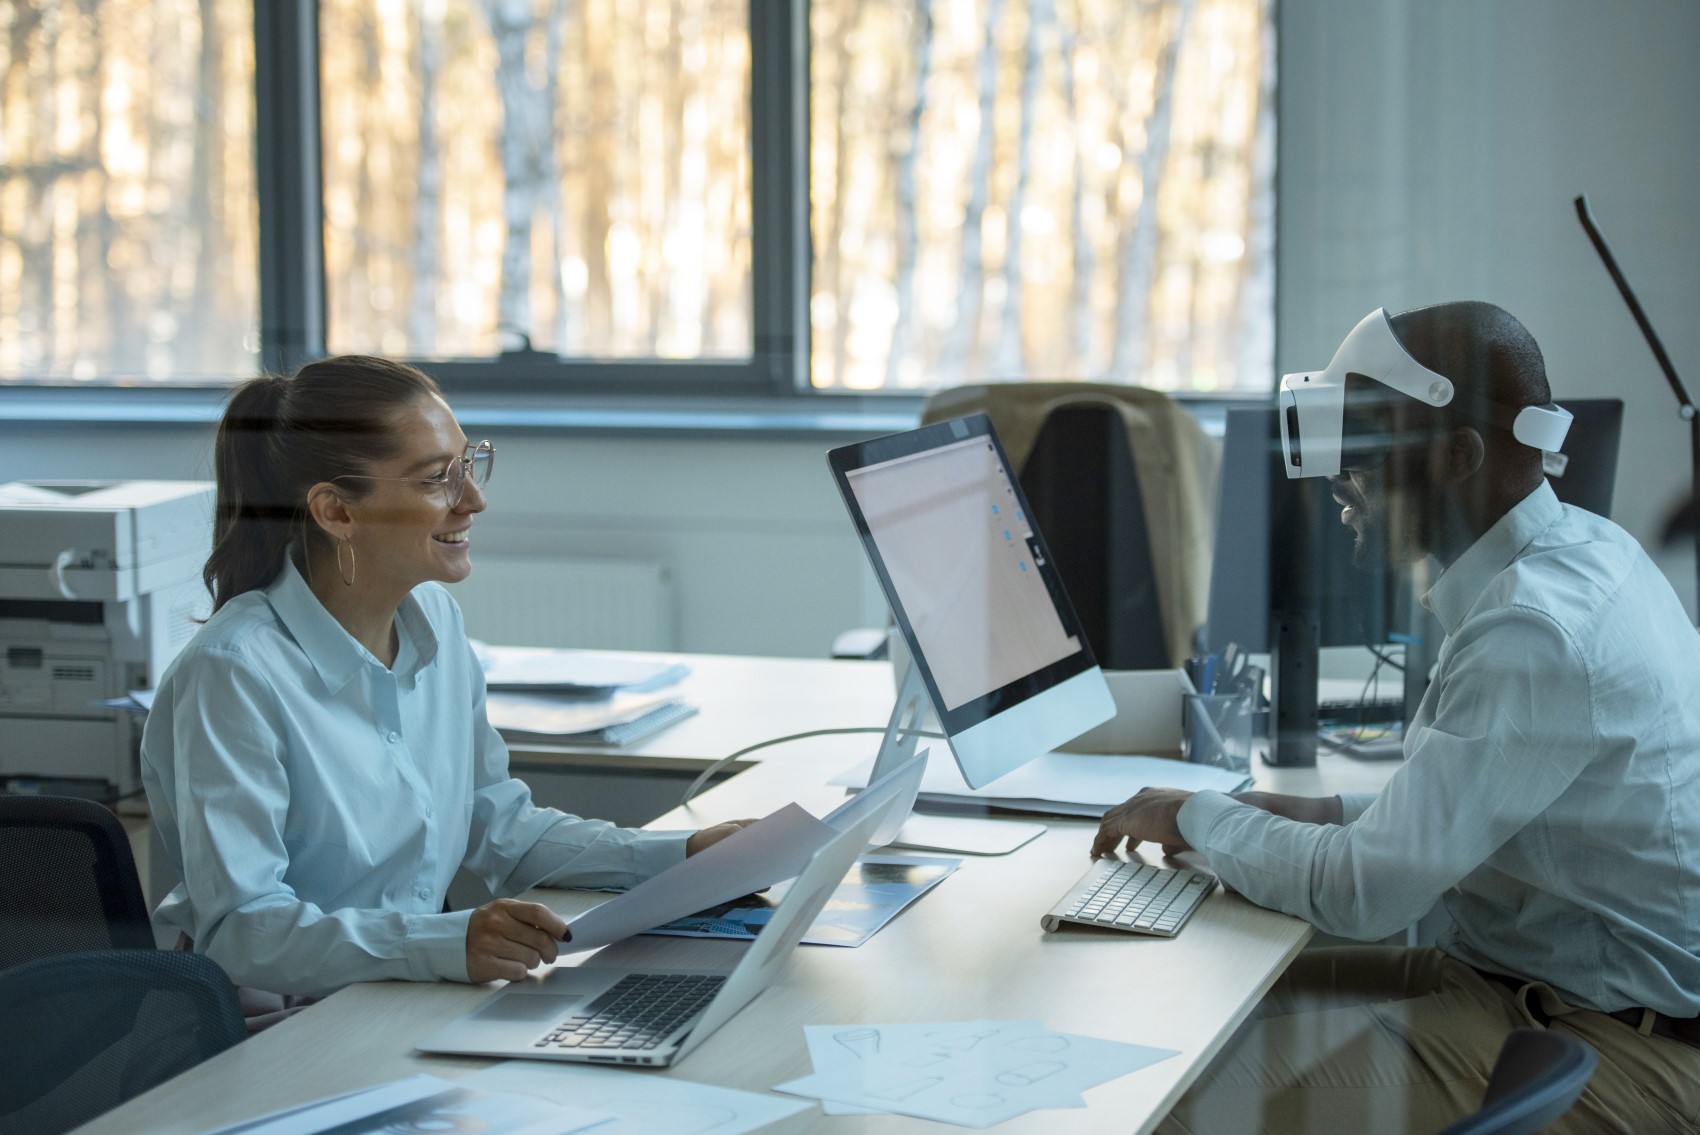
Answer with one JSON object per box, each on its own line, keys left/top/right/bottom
{"left": 629, "top": 829, "right": 691, "bottom": 882}
{"left": 1338, "top": 791, "right": 1378, "bottom": 825}
{"left": 1177, "top": 790, "right": 1246, "bottom": 857}
{"left": 403, "top": 909, "right": 475, "bottom": 984}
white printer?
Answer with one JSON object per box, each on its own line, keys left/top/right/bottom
{"left": 0, "top": 480, "right": 214, "bottom": 798}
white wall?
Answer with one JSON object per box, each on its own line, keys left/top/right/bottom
{"left": 0, "top": 420, "right": 891, "bottom": 658}
{"left": 1278, "top": 0, "right": 1700, "bottom": 616}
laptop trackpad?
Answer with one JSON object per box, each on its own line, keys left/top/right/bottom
{"left": 472, "top": 994, "right": 584, "bottom": 1022}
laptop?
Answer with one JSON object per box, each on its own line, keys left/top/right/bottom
{"left": 416, "top": 791, "right": 897, "bottom": 1068}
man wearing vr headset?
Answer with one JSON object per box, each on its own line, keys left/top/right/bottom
{"left": 1095, "top": 301, "right": 1700, "bottom": 1133}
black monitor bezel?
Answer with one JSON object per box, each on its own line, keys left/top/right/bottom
{"left": 827, "top": 413, "right": 1100, "bottom": 737}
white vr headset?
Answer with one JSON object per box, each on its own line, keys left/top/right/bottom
{"left": 1277, "top": 308, "right": 1574, "bottom": 479}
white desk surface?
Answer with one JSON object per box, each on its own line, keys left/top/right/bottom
{"left": 82, "top": 655, "right": 1400, "bottom": 1135}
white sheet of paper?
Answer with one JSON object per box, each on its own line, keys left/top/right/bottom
{"left": 831, "top": 748, "right": 1249, "bottom": 814}
{"left": 195, "top": 1074, "right": 610, "bottom": 1135}
{"left": 463, "top": 1061, "right": 812, "bottom": 1135}
{"left": 563, "top": 804, "right": 837, "bottom": 954}
{"left": 777, "top": 1020, "right": 1178, "bottom": 1128}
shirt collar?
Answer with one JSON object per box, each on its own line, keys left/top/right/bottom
{"left": 265, "top": 556, "right": 440, "bottom": 693}
{"left": 1422, "top": 480, "right": 1564, "bottom": 634}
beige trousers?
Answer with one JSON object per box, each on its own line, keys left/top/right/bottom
{"left": 1156, "top": 947, "right": 1700, "bottom": 1134}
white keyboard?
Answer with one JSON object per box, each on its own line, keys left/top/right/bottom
{"left": 1040, "top": 859, "right": 1216, "bottom": 937}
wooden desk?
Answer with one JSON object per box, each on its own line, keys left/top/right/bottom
{"left": 93, "top": 656, "right": 1400, "bottom": 1135}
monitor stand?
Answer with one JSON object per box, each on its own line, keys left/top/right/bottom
{"left": 873, "top": 664, "right": 1046, "bottom": 856}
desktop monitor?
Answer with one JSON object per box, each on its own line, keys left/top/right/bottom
{"left": 1205, "top": 398, "right": 1624, "bottom": 764}
{"left": 828, "top": 414, "right": 1115, "bottom": 789}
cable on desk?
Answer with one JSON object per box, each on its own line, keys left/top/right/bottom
{"left": 676, "top": 726, "right": 945, "bottom": 811}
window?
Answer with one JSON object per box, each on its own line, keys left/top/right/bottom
{"left": 318, "top": 0, "right": 753, "bottom": 363}
{"left": 0, "top": 0, "right": 1272, "bottom": 396}
{"left": 809, "top": 0, "right": 1274, "bottom": 393}
{"left": 0, "top": 0, "right": 258, "bottom": 382}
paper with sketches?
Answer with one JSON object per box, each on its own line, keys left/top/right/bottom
{"left": 831, "top": 749, "right": 1250, "bottom": 817}
{"left": 777, "top": 1019, "right": 1178, "bottom": 1128}
{"left": 463, "top": 1061, "right": 811, "bottom": 1135}
{"left": 472, "top": 643, "right": 690, "bottom": 694}
{"left": 194, "top": 1074, "right": 609, "bottom": 1135}
{"left": 644, "top": 853, "right": 958, "bottom": 947}
{"left": 563, "top": 804, "right": 837, "bottom": 954}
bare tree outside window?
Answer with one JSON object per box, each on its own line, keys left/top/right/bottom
{"left": 0, "top": 0, "right": 258, "bottom": 382}
{"left": 809, "top": 0, "right": 1275, "bottom": 393}
{"left": 320, "top": 0, "right": 753, "bottom": 362}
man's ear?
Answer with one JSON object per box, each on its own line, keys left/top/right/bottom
{"left": 305, "top": 482, "right": 355, "bottom": 543}
{"left": 1443, "top": 426, "right": 1485, "bottom": 485}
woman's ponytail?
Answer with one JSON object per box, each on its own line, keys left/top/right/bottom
{"left": 204, "top": 375, "right": 293, "bottom": 613}
{"left": 202, "top": 357, "right": 441, "bottom": 614}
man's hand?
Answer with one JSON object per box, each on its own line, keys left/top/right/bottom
{"left": 465, "top": 898, "right": 568, "bottom": 984}
{"left": 1091, "top": 788, "right": 1195, "bottom": 859}
{"left": 686, "top": 818, "right": 757, "bottom": 857}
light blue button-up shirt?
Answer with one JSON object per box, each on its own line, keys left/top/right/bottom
{"left": 142, "top": 559, "right": 688, "bottom": 998}
{"left": 1179, "top": 481, "right": 1700, "bottom": 1015}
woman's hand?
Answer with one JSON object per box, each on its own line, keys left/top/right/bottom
{"left": 465, "top": 898, "right": 568, "bottom": 984}
{"left": 686, "top": 818, "right": 757, "bottom": 857}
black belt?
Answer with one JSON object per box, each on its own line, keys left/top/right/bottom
{"left": 1473, "top": 967, "right": 1700, "bottom": 1051}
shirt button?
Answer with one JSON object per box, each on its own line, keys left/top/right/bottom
{"left": 417, "top": 887, "right": 430, "bottom": 900}
{"left": 387, "top": 731, "right": 400, "bottom": 743}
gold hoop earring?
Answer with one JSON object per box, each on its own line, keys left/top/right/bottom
{"left": 336, "top": 538, "right": 357, "bottom": 587}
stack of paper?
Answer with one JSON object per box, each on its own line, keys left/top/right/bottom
{"left": 832, "top": 749, "right": 1252, "bottom": 818}
{"left": 471, "top": 642, "right": 690, "bottom": 694}
{"left": 485, "top": 690, "right": 696, "bottom": 746}
{"left": 776, "top": 1019, "right": 1177, "bottom": 1128}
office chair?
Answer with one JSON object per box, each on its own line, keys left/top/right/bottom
{"left": 923, "top": 383, "right": 1220, "bottom": 669}
{"left": 0, "top": 795, "right": 154, "bottom": 971}
{"left": 0, "top": 948, "right": 245, "bottom": 1135}
{"left": 1547, "top": 398, "right": 1623, "bottom": 518}
{"left": 1436, "top": 1028, "right": 1598, "bottom": 1135}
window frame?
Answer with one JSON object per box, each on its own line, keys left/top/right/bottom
{"left": 259, "top": 0, "right": 809, "bottom": 399}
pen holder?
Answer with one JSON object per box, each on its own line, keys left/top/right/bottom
{"left": 1182, "top": 691, "right": 1254, "bottom": 774}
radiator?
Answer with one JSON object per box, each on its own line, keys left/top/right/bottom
{"left": 450, "top": 557, "right": 676, "bottom": 650}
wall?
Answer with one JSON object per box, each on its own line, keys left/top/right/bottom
{"left": 1278, "top": 0, "right": 1700, "bottom": 617}
{"left": 0, "top": 418, "right": 891, "bottom": 658}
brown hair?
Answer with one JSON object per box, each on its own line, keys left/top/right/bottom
{"left": 204, "top": 356, "right": 441, "bottom": 613}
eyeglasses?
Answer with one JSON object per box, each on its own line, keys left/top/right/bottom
{"left": 334, "top": 440, "right": 495, "bottom": 507}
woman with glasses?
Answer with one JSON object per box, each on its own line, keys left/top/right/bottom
{"left": 141, "top": 356, "right": 746, "bottom": 1022}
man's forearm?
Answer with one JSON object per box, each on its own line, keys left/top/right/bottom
{"left": 1230, "top": 791, "right": 1343, "bottom": 826}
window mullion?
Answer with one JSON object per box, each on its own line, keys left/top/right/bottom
{"left": 749, "top": 0, "right": 811, "bottom": 396}
{"left": 255, "top": 0, "right": 327, "bottom": 375}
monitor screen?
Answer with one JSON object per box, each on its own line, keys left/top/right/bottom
{"left": 845, "top": 436, "right": 1083, "bottom": 711}
{"left": 829, "top": 415, "right": 1108, "bottom": 780}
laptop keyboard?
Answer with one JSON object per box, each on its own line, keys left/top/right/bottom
{"left": 536, "top": 973, "right": 726, "bottom": 1051}
{"left": 1041, "top": 860, "right": 1215, "bottom": 937}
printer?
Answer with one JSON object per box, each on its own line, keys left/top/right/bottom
{"left": 0, "top": 480, "right": 214, "bottom": 798}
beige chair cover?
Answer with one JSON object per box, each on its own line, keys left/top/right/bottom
{"left": 922, "top": 384, "right": 1221, "bottom": 669}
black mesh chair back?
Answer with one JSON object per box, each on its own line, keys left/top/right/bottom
{"left": 0, "top": 796, "right": 154, "bottom": 972}
{"left": 1021, "top": 402, "right": 1171, "bottom": 670}
{"left": 0, "top": 948, "right": 245, "bottom": 1135}
{"left": 1436, "top": 1028, "right": 1599, "bottom": 1135}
